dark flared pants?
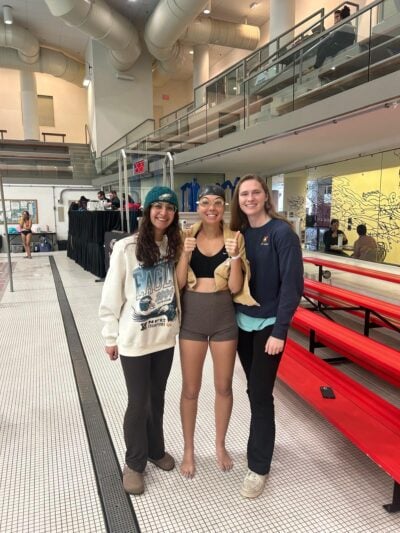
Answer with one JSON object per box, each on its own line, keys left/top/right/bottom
{"left": 120, "top": 347, "right": 174, "bottom": 472}
{"left": 237, "top": 325, "right": 282, "bottom": 476}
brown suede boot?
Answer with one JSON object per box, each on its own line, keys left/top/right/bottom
{"left": 122, "top": 465, "right": 144, "bottom": 495}
{"left": 148, "top": 452, "right": 175, "bottom": 471}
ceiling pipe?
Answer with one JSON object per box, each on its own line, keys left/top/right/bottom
{"left": 152, "top": 41, "right": 193, "bottom": 87}
{"left": 44, "top": 0, "right": 141, "bottom": 72}
{"left": 0, "top": 21, "right": 40, "bottom": 63}
{"left": 181, "top": 18, "right": 260, "bottom": 50}
{"left": 145, "top": 0, "right": 208, "bottom": 76}
{"left": 0, "top": 46, "right": 85, "bottom": 86}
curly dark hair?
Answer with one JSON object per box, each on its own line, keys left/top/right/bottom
{"left": 136, "top": 206, "right": 182, "bottom": 266}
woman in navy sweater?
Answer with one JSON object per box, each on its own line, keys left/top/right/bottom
{"left": 230, "top": 174, "right": 304, "bottom": 499}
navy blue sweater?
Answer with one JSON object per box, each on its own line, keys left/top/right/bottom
{"left": 236, "top": 218, "right": 304, "bottom": 339}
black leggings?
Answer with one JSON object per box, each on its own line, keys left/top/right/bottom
{"left": 120, "top": 347, "right": 174, "bottom": 472}
{"left": 237, "top": 325, "right": 283, "bottom": 475}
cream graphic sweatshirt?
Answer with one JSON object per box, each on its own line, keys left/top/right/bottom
{"left": 99, "top": 235, "right": 180, "bottom": 357}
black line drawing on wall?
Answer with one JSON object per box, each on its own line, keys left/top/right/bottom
{"left": 287, "top": 195, "right": 305, "bottom": 219}
{"left": 332, "top": 176, "right": 400, "bottom": 257}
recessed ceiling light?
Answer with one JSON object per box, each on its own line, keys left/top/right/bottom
{"left": 189, "top": 49, "right": 194, "bottom": 55}
{"left": 250, "top": 2, "right": 259, "bottom": 9}
{"left": 203, "top": 1, "right": 211, "bottom": 14}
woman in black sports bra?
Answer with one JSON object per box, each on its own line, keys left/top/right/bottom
{"left": 19, "top": 210, "right": 33, "bottom": 259}
{"left": 176, "top": 184, "right": 255, "bottom": 479}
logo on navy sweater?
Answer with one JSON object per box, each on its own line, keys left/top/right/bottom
{"left": 260, "top": 235, "right": 270, "bottom": 245}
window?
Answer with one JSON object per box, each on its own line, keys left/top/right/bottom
{"left": 37, "top": 95, "right": 55, "bottom": 127}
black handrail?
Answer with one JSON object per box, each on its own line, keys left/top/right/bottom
{"left": 101, "top": 119, "right": 155, "bottom": 156}
{"left": 243, "top": 0, "right": 382, "bottom": 85}
{"left": 193, "top": 7, "right": 328, "bottom": 101}
{"left": 247, "top": 1, "right": 361, "bottom": 78}
{"left": 160, "top": 101, "right": 195, "bottom": 127}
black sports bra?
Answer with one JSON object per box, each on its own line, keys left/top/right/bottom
{"left": 190, "top": 246, "right": 227, "bottom": 278}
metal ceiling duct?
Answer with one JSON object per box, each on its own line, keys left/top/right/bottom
{"left": 145, "top": 0, "right": 208, "bottom": 61}
{"left": 145, "top": 0, "right": 260, "bottom": 80}
{"left": 44, "top": 0, "right": 141, "bottom": 71}
{"left": 182, "top": 18, "right": 260, "bottom": 50}
{"left": 0, "top": 46, "right": 85, "bottom": 86}
{"left": 145, "top": 0, "right": 208, "bottom": 75}
{"left": 0, "top": 21, "right": 40, "bottom": 63}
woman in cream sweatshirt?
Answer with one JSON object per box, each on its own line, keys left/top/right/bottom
{"left": 99, "top": 186, "right": 182, "bottom": 496}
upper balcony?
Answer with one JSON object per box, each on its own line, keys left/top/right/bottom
{"left": 95, "top": 0, "right": 400, "bottom": 178}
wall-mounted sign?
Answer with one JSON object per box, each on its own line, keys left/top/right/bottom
{"left": 133, "top": 159, "right": 148, "bottom": 176}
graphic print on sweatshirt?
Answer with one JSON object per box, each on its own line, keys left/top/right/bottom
{"left": 131, "top": 258, "right": 176, "bottom": 329}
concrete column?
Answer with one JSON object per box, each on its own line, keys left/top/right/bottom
{"left": 193, "top": 44, "right": 209, "bottom": 93}
{"left": 88, "top": 40, "right": 154, "bottom": 154}
{"left": 269, "top": 0, "right": 295, "bottom": 53}
{"left": 20, "top": 71, "right": 40, "bottom": 141}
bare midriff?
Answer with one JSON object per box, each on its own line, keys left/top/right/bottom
{"left": 187, "top": 278, "right": 229, "bottom": 293}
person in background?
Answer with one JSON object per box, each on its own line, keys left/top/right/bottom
{"left": 109, "top": 190, "right": 120, "bottom": 210}
{"left": 323, "top": 218, "right": 348, "bottom": 253}
{"left": 313, "top": 5, "right": 355, "bottom": 69}
{"left": 78, "top": 196, "right": 89, "bottom": 211}
{"left": 122, "top": 193, "right": 141, "bottom": 210}
{"left": 176, "top": 184, "right": 257, "bottom": 479}
{"left": 19, "top": 210, "right": 33, "bottom": 259}
{"left": 122, "top": 193, "right": 142, "bottom": 232}
{"left": 97, "top": 191, "right": 106, "bottom": 201}
{"left": 230, "top": 174, "right": 304, "bottom": 499}
{"left": 99, "top": 186, "right": 182, "bottom": 496}
{"left": 353, "top": 224, "right": 377, "bottom": 262}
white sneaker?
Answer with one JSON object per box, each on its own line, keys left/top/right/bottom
{"left": 240, "top": 469, "right": 267, "bottom": 498}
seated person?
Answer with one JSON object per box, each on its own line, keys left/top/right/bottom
{"left": 323, "top": 218, "right": 348, "bottom": 254}
{"left": 313, "top": 5, "right": 355, "bottom": 69}
{"left": 353, "top": 224, "right": 377, "bottom": 262}
{"left": 109, "top": 190, "right": 120, "bottom": 210}
{"left": 78, "top": 196, "right": 89, "bottom": 211}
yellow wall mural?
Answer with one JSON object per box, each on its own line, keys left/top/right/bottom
{"left": 331, "top": 167, "right": 400, "bottom": 264}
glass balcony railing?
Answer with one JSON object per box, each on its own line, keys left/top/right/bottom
{"left": 95, "top": 119, "right": 155, "bottom": 174}
{"left": 159, "top": 102, "right": 195, "bottom": 128}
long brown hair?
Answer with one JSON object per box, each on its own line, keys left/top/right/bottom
{"left": 136, "top": 206, "right": 182, "bottom": 267}
{"left": 19, "top": 210, "right": 30, "bottom": 228}
{"left": 230, "top": 174, "right": 290, "bottom": 231}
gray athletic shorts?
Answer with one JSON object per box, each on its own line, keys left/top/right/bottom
{"left": 180, "top": 290, "right": 238, "bottom": 342}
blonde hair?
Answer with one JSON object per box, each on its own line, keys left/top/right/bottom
{"left": 19, "top": 210, "right": 30, "bottom": 229}
{"left": 230, "top": 174, "right": 290, "bottom": 231}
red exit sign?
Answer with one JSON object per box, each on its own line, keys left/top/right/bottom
{"left": 133, "top": 159, "right": 148, "bottom": 175}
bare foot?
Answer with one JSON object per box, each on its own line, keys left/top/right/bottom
{"left": 180, "top": 450, "right": 196, "bottom": 478}
{"left": 216, "top": 447, "right": 233, "bottom": 471}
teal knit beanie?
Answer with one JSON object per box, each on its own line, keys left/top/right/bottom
{"left": 144, "top": 186, "right": 179, "bottom": 210}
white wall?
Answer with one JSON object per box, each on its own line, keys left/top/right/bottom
{"left": 0, "top": 69, "right": 23, "bottom": 139}
{"left": 295, "top": 0, "right": 369, "bottom": 23}
{"left": 0, "top": 68, "right": 88, "bottom": 143}
{"left": 209, "top": 20, "right": 270, "bottom": 80}
{"left": 0, "top": 184, "right": 97, "bottom": 243}
{"left": 153, "top": 79, "right": 193, "bottom": 126}
{"left": 89, "top": 40, "right": 154, "bottom": 155}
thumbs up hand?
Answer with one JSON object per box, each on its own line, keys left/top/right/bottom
{"left": 225, "top": 231, "right": 241, "bottom": 259}
{"left": 183, "top": 237, "right": 197, "bottom": 255}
